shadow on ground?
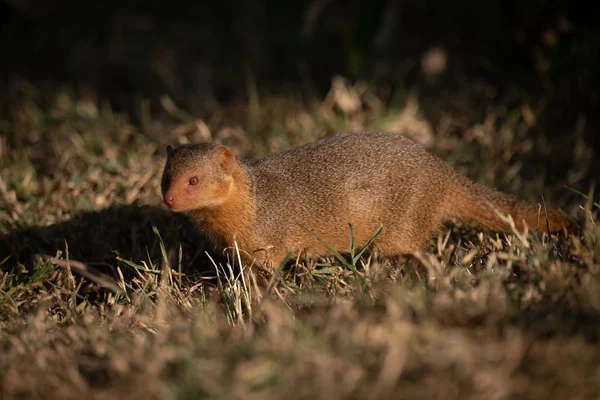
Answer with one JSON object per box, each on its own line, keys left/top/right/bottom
{"left": 0, "top": 205, "right": 227, "bottom": 282}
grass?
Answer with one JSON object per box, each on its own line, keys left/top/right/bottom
{"left": 1, "top": 77, "right": 599, "bottom": 400}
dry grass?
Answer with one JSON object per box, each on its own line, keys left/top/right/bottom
{"left": 1, "top": 78, "right": 599, "bottom": 400}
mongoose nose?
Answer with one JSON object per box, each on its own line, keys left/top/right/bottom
{"left": 164, "top": 196, "right": 175, "bottom": 206}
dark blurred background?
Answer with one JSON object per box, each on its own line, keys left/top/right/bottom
{"left": 1, "top": 0, "right": 599, "bottom": 156}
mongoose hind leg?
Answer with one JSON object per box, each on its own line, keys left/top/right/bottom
{"left": 258, "top": 248, "right": 296, "bottom": 269}
{"left": 371, "top": 230, "right": 432, "bottom": 260}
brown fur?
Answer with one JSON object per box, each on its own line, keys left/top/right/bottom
{"left": 161, "top": 132, "right": 574, "bottom": 267}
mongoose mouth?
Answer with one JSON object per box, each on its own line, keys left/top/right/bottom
{"left": 163, "top": 192, "right": 186, "bottom": 211}
{"left": 162, "top": 192, "right": 200, "bottom": 212}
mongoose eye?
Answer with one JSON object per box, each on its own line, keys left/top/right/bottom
{"left": 189, "top": 177, "right": 199, "bottom": 186}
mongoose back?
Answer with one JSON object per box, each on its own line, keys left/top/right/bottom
{"left": 161, "top": 132, "right": 573, "bottom": 266}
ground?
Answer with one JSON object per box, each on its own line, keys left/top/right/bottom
{"left": 1, "top": 78, "right": 599, "bottom": 399}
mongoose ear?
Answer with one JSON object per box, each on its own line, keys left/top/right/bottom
{"left": 166, "top": 145, "right": 174, "bottom": 155}
{"left": 214, "top": 145, "right": 236, "bottom": 175}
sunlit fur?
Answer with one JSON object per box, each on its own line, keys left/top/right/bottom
{"left": 162, "top": 144, "right": 236, "bottom": 212}
{"left": 161, "top": 132, "right": 574, "bottom": 267}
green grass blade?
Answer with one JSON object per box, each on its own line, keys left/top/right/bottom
{"left": 353, "top": 224, "right": 383, "bottom": 264}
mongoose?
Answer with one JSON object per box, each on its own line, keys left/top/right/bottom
{"left": 161, "top": 132, "right": 573, "bottom": 267}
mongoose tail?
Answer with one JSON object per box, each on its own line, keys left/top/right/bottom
{"left": 446, "top": 179, "right": 574, "bottom": 235}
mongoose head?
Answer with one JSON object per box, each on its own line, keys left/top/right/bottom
{"left": 161, "top": 143, "right": 237, "bottom": 212}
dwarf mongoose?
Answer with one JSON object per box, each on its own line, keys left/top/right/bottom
{"left": 161, "top": 132, "right": 573, "bottom": 267}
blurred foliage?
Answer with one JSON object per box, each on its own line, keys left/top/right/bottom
{"left": 1, "top": 0, "right": 598, "bottom": 110}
